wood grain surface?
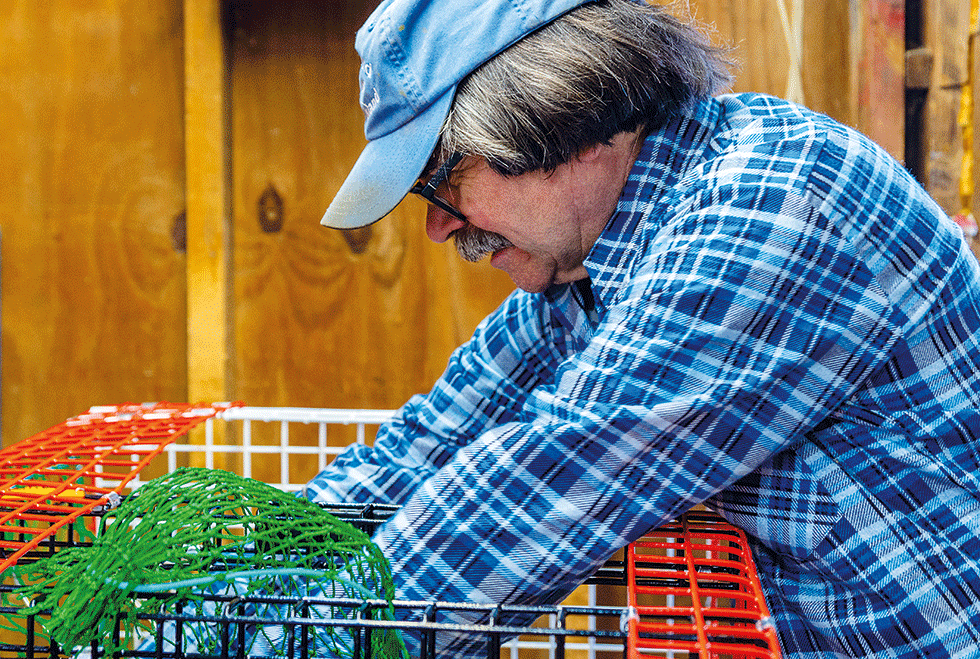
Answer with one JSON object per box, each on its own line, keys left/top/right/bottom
{"left": 7, "top": 0, "right": 971, "bottom": 451}
{"left": 228, "top": 1, "right": 515, "bottom": 413}
{"left": 693, "top": 0, "right": 853, "bottom": 126}
{"left": 0, "top": 0, "right": 187, "bottom": 443}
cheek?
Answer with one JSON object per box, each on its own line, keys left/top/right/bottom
{"left": 460, "top": 185, "right": 514, "bottom": 233}
{"left": 460, "top": 167, "right": 556, "bottom": 238}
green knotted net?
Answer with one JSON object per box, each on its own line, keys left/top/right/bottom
{"left": 13, "top": 467, "right": 408, "bottom": 659}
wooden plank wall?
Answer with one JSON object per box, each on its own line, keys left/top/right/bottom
{"left": 909, "top": 0, "right": 978, "bottom": 259}
{"left": 697, "top": 0, "right": 874, "bottom": 152}
{"left": 227, "top": 1, "right": 514, "bottom": 416}
{"left": 0, "top": 1, "right": 188, "bottom": 443}
{"left": 4, "top": 0, "right": 975, "bottom": 449}
{"left": 694, "top": 0, "right": 905, "bottom": 163}
{"left": 223, "top": 1, "right": 521, "bottom": 463}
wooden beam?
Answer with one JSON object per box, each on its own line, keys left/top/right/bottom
{"left": 905, "top": 46, "right": 934, "bottom": 89}
{"left": 926, "top": 0, "right": 971, "bottom": 88}
{"left": 970, "top": 0, "right": 979, "bottom": 257}
{"left": 921, "top": 0, "right": 973, "bottom": 216}
{"left": 184, "top": 0, "right": 232, "bottom": 406}
{"left": 853, "top": 0, "right": 906, "bottom": 164}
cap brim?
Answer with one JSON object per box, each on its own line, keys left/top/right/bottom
{"left": 320, "top": 88, "right": 455, "bottom": 229}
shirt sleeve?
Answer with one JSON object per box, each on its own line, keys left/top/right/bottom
{"left": 369, "top": 158, "right": 903, "bottom": 656}
{"left": 304, "top": 289, "right": 567, "bottom": 506}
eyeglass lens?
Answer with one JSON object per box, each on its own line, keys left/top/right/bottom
{"left": 411, "top": 153, "right": 465, "bottom": 220}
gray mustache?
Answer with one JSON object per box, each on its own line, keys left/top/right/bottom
{"left": 453, "top": 224, "right": 513, "bottom": 262}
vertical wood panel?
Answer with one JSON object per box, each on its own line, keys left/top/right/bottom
{"left": 970, "top": 0, "right": 979, "bottom": 260}
{"left": 693, "top": 0, "right": 855, "bottom": 125}
{"left": 928, "top": 0, "right": 971, "bottom": 87}
{"left": 695, "top": 0, "right": 791, "bottom": 97}
{"left": 185, "top": 0, "right": 233, "bottom": 406}
{"left": 0, "top": 0, "right": 187, "bottom": 444}
{"left": 925, "top": 87, "right": 967, "bottom": 215}
{"left": 922, "top": 0, "right": 973, "bottom": 214}
{"left": 802, "top": 0, "right": 855, "bottom": 124}
{"left": 853, "top": 0, "right": 906, "bottom": 162}
{"left": 228, "top": 1, "right": 516, "bottom": 478}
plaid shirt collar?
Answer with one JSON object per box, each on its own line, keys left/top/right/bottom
{"left": 550, "top": 98, "right": 723, "bottom": 323}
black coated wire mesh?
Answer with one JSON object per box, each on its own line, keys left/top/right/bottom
{"left": 1, "top": 503, "right": 630, "bottom": 659}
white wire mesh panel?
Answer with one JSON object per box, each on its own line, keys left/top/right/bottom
{"left": 3, "top": 405, "right": 780, "bottom": 659}
{"left": 123, "top": 407, "right": 395, "bottom": 492}
{"left": 117, "top": 406, "right": 620, "bottom": 659}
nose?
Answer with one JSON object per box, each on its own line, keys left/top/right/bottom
{"left": 425, "top": 205, "right": 466, "bottom": 243}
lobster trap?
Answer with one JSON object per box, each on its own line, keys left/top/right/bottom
{"left": 0, "top": 403, "right": 781, "bottom": 659}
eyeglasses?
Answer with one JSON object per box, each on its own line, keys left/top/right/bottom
{"left": 409, "top": 152, "right": 466, "bottom": 221}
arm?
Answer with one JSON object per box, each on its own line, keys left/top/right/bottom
{"left": 304, "top": 289, "right": 568, "bottom": 506}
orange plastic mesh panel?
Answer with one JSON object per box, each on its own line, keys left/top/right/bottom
{"left": 626, "top": 510, "right": 781, "bottom": 659}
{"left": 0, "top": 401, "right": 241, "bottom": 573}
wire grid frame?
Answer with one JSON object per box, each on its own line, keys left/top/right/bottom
{"left": 1, "top": 405, "right": 782, "bottom": 659}
{"left": 626, "top": 513, "right": 780, "bottom": 658}
{"left": 0, "top": 402, "right": 236, "bottom": 574}
{"left": 124, "top": 407, "right": 397, "bottom": 492}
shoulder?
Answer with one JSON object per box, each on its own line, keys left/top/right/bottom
{"left": 706, "top": 94, "right": 834, "bottom": 186}
{"left": 709, "top": 93, "right": 913, "bottom": 202}
{"left": 647, "top": 96, "right": 834, "bottom": 228}
{"left": 661, "top": 93, "right": 928, "bottom": 228}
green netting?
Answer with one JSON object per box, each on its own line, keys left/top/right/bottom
{"left": 11, "top": 467, "right": 408, "bottom": 659}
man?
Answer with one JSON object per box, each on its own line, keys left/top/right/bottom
{"left": 307, "top": 0, "right": 980, "bottom": 656}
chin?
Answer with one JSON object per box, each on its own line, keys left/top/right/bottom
{"left": 492, "top": 248, "right": 565, "bottom": 293}
{"left": 505, "top": 268, "right": 554, "bottom": 294}
{"left": 511, "top": 278, "right": 554, "bottom": 294}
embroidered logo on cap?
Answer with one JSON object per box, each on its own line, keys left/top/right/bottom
{"left": 361, "top": 63, "right": 380, "bottom": 119}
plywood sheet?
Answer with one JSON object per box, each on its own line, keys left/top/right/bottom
{"left": 693, "top": 0, "right": 855, "bottom": 125}
{"left": 0, "top": 0, "right": 187, "bottom": 444}
{"left": 228, "top": 0, "right": 515, "bottom": 423}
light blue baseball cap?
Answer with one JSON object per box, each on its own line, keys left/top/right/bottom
{"left": 320, "top": 0, "right": 596, "bottom": 229}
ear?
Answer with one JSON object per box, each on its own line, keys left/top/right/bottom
{"left": 576, "top": 142, "right": 604, "bottom": 163}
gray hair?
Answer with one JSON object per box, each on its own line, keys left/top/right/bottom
{"left": 438, "top": 0, "right": 734, "bottom": 175}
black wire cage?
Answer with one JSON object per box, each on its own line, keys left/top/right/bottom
{"left": 1, "top": 503, "right": 631, "bottom": 659}
{"left": 0, "top": 405, "right": 781, "bottom": 659}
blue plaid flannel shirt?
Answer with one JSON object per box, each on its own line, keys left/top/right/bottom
{"left": 307, "top": 93, "right": 980, "bottom": 658}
